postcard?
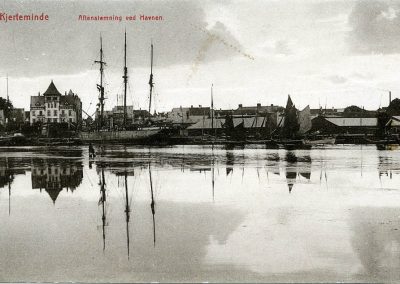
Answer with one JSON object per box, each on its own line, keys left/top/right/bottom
{"left": 0, "top": 0, "right": 399, "bottom": 283}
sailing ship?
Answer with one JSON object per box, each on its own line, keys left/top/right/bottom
{"left": 79, "top": 33, "right": 170, "bottom": 144}
{"left": 271, "top": 95, "right": 336, "bottom": 148}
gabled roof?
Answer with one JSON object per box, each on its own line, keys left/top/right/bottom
{"left": 30, "top": 96, "right": 45, "bottom": 107}
{"left": 43, "top": 80, "right": 62, "bottom": 96}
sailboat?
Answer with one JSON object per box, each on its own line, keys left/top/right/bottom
{"left": 79, "top": 33, "right": 170, "bottom": 144}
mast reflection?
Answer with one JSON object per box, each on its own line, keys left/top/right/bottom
{"left": 116, "top": 169, "right": 132, "bottom": 259}
{"left": 98, "top": 167, "right": 107, "bottom": 252}
{"left": 149, "top": 164, "right": 156, "bottom": 247}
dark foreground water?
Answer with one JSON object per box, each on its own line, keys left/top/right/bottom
{"left": 0, "top": 145, "right": 399, "bottom": 283}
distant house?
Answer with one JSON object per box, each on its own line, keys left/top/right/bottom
{"left": 311, "top": 116, "right": 378, "bottom": 134}
{"left": 232, "top": 103, "right": 282, "bottom": 117}
{"left": 166, "top": 105, "right": 211, "bottom": 124}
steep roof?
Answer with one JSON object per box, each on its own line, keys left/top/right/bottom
{"left": 43, "top": 80, "right": 62, "bottom": 96}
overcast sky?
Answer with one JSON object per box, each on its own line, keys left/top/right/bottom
{"left": 1, "top": 0, "right": 400, "bottom": 115}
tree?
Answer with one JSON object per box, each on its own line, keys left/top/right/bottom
{"left": 0, "top": 97, "right": 13, "bottom": 119}
{"left": 387, "top": 98, "right": 400, "bottom": 115}
{"left": 344, "top": 105, "right": 365, "bottom": 113}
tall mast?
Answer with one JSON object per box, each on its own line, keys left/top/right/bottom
{"left": 6, "top": 74, "right": 9, "bottom": 103}
{"left": 123, "top": 30, "right": 128, "bottom": 127}
{"left": 148, "top": 42, "right": 154, "bottom": 119}
{"left": 95, "top": 36, "right": 106, "bottom": 129}
{"left": 211, "top": 84, "right": 214, "bottom": 135}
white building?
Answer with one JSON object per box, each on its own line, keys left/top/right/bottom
{"left": 30, "top": 81, "right": 82, "bottom": 126}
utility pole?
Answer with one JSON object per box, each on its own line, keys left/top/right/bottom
{"left": 95, "top": 36, "right": 106, "bottom": 129}
{"left": 123, "top": 30, "right": 128, "bottom": 128}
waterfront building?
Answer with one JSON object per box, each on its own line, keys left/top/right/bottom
{"left": 30, "top": 81, "right": 82, "bottom": 128}
{"left": 311, "top": 116, "right": 378, "bottom": 135}
{"left": 166, "top": 105, "right": 211, "bottom": 125}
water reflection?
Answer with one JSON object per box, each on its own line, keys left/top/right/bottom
{"left": 149, "top": 165, "right": 156, "bottom": 247}
{"left": 0, "top": 145, "right": 399, "bottom": 282}
{"left": 350, "top": 207, "right": 400, "bottom": 281}
{"left": 31, "top": 159, "right": 83, "bottom": 203}
{"left": 284, "top": 151, "right": 312, "bottom": 193}
{"left": 98, "top": 167, "right": 107, "bottom": 251}
{"left": 226, "top": 151, "right": 234, "bottom": 176}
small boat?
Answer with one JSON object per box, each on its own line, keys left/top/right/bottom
{"left": 303, "top": 137, "right": 336, "bottom": 146}
{"left": 0, "top": 133, "right": 26, "bottom": 146}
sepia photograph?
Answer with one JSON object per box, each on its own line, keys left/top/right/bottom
{"left": 0, "top": 0, "right": 400, "bottom": 283}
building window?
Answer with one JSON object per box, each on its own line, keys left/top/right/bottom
{"left": 47, "top": 110, "right": 51, "bottom": 116}
{"left": 47, "top": 118, "right": 51, "bottom": 123}
{"left": 32, "top": 118, "right": 36, "bottom": 123}
{"left": 54, "top": 110, "right": 57, "bottom": 116}
{"left": 39, "top": 111, "right": 43, "bottom": 116}
{"left": 68, "top": 110, "right": 72, "bottom": 116}
{"left": 53, "top": 118, "right": 57, "bottom": 123}
{"left": 61, "top": 110, "right": 65, "bottom": 115}
{"left": 32, "top": 111, "right": 35, "bottom": 117}
{"left": 69, "top": 118, "right": 73, "bottom": 123}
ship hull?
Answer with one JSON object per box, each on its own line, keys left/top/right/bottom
{"left": 79, "top": 128, "right": 168, "bottom": 144}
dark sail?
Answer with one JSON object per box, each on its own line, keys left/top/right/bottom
{"left": 282, "top": 95, "right": 299, "bottom": 138}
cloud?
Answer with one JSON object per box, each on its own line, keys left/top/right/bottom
{"left": 0, "top": 0, "right": 243, "bottom": 77}
{"left": 325, "top": 75, "right": 347, "bottom": 84}
{"left": 348, "top": 1, "right": 400, "bottom": 54}
{"left": 274, "top": 40, "right": 292, "bottom": 55}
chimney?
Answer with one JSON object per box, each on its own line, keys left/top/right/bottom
{"left": 389, "top": 91, "right": 392, "bottom": 105}
{"left": 257, "top": 103, "right": 261, "bottom": 108}
{"left": 65, "top": 91, "right": 67, "bottom": 95}
{"left": 270, "top": 104, "right": 273, "bottom": 106}
{"left": 238, "top": 104, "right": 242, "bottom": 109}
{"left": 38, "top": 92, "right": 40, "bottom": 96}
{"left": 191, "top": 105, "right": 193, "bottom": 108}
{"left": 199, "top": 105, "right": 202, "bottom": 108}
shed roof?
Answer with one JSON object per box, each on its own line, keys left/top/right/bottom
{"left": 325, "top": 117, "right": 377, "bottom": 127}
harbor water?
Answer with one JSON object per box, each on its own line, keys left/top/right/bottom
{"left": 0, "top": 145, "right": 399, "bottom": 282}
